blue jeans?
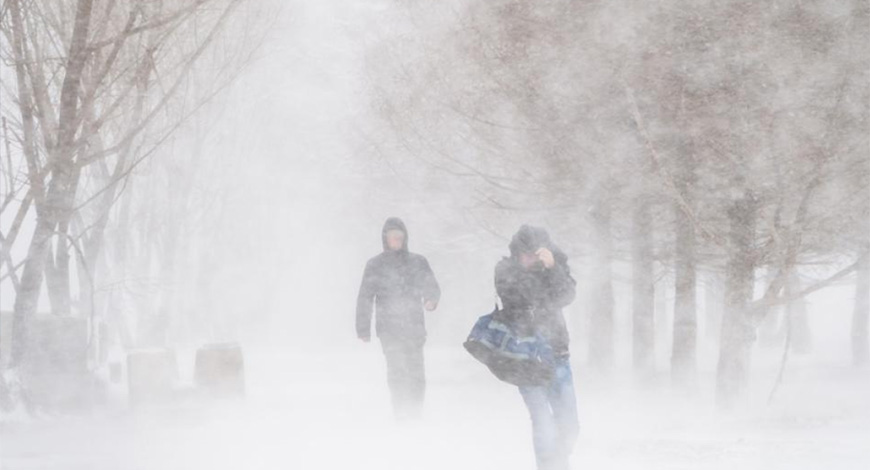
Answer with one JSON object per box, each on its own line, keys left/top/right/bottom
{"left": 518, "top": 358, "right": 579, "bottom": 470}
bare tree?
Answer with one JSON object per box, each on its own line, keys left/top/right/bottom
{"left": 0, "top": 0, "right": 268, "bottom": 372}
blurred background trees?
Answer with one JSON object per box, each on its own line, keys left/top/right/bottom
{"left": 361, "top": 0, "right": 869, "bottom": 407}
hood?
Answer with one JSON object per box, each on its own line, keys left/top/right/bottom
{"left": 508, "top": 225, "right": 552, "bottom": 257}
{"left": 382, "top": 217, "right": 409, "bottom": 252}
{"left": 508, "top": 225, "right": 568, "bottom": 265}
{"left": 508, "top": 224, "right": 568, "bottom": 266}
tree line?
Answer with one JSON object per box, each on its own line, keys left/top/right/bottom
{"left": 362, "top": 0, "right": 869, "bottom": 407}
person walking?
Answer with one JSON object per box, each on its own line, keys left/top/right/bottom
{"left": 356, "top": 217, "right": 441, "bottom": 419}
{"left": 495, "top": 225, "right": 579, "bottom": 470}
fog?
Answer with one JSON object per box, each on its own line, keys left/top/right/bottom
{"left": 1, "top": 1, "right": 868, "bottom": 469}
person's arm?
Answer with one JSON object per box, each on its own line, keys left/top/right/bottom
{"left": 544, "top": 251, "right": 576, "bottom": 309}
{"left": 356, "top": 260, "right": 377, "bottom": 341}
{"left": 419, "top": 257, "right": 441, "bottom": 310}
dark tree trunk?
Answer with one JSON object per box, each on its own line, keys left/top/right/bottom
{"left": 758, "top": 269, "right": 784, "bottom": 348}
{"left": 12, "top": 216, "right": 58, "bottom": 365}
{"left": 704, "top": 271, "right": 724, "bottom": 341}
{"left": 655, "top": 273, "right": 671, "bottom": 350}
{"left": 632, "top": 198, "right": 655, "bottom": 372}
{"left": 785, "top": 272, "right": 812, "bottom": 354}
{"left": 671, "top": 156, "right": 697, "bottom": 385}
{"left": 43, "top": 245, "right": 67, "bottom": 316}
{"left": 48, "top": 165, "right": 83, "bottom": 318}
{"left": 716, "top": 193, "right": 757, "bottom": 409}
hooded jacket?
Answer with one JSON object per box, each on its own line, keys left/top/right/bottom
{"left": 494, "top": 225, "right": 576, "bottom": 355}
{"left": 356, "top": 218, "right": 441, "bottom": 343}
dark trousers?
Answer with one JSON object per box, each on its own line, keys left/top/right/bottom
{"left": 380, "top": 338, "right": 425, "bottom": 419}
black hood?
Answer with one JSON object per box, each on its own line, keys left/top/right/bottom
{"left": 508, "top": 225, "right": 552, "bottom": 257}
{"left": 382, "top": 217, "right": 408, "bottom": 252}
{"left": 508, "top": 224, "right": 569, "bottom": 269}
{"left": 508, "top": 224, "right": 568, "bottom": 263}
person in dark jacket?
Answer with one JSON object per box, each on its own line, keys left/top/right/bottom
{"left": 495, "top": 225, "right": 578, "bottom": 470}
{"left": 356, "top": 217, "right": 441, "bottom": 419}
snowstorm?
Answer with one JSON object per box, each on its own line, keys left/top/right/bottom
{"left": 1, "top": 1, "right": 868, "bottom": 469}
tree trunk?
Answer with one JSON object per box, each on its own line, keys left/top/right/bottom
{"left": 589, "top": 196, "right": 615, "bottom": 372}
{"left": 10, "top": 0, "right": 94, "bottom": 366}
{"left": 785, "top": 271, "right": 812, "bottom": 354}
{"left": 3, "top": 1, "right": 42, "bottom": 349}
{"left": 853, "top": 252, "right": 870, "bottom": 366}
{"left": 43, "top": 244, "right": 68, "bottom": 316}
{"left": 632, "top": 197, "right": 655, "bottom": 372}
{"left": 11, "top": 216, "right": 57, "bottom": 365}
{"left": 758, "top": 269, "right": 784, "bottom": 348}
{"left": 704, "top": 271, "right": 724, "bottom": 341}
{"left": 48, "top": 163, "right": 83, "bottom": 318}
{"left": 672, "top": 177, "right": 697, "bottom": 385}
{"left": 716, "top": 193, "right": 757, "bottom": 409}
{"left": 655, "top": 272, "right": 672, "bottom": 360}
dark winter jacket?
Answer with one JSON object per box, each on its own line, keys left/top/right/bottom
{"left": 356, "top": 218, "right": 441, "bottom": 344}
{"left": 494, "top": 225, "right": 576, "bottom": 355}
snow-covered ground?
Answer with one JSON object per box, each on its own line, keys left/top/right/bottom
{"left": 2, "top": 345, "right": 867, "bottom": 470}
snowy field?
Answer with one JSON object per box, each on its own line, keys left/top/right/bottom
{"left": 2, "top": 345, "right": 867, "bottom": 470}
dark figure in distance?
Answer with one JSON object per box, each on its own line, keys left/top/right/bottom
{"left": 356, "top": 217, "right": 440, "bottom": 419}
{"left": 495, "top": 225, "right": 579, "bottom": 470}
